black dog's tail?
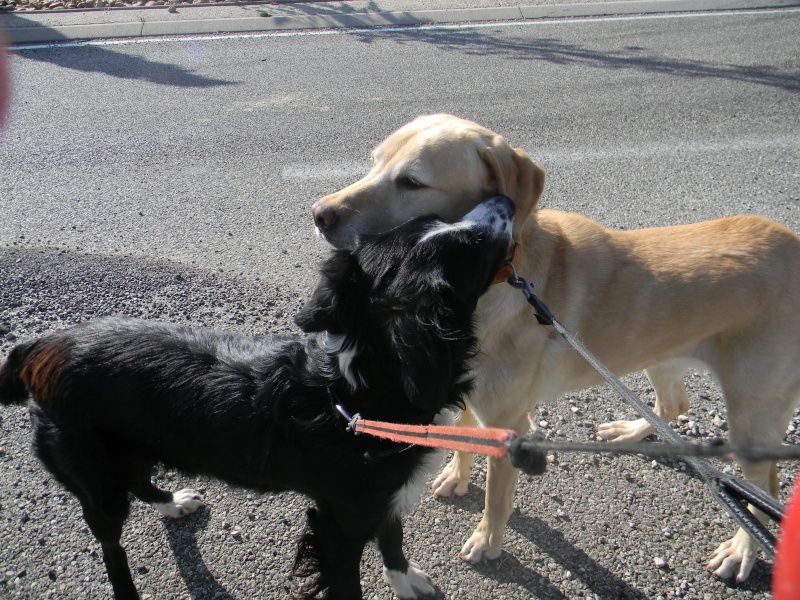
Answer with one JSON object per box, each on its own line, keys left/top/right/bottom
{"left": 0, "top": 341, "right": 35, "bottom": 405}
{"left": 0, "top": 339, "right": 58, "bottom": 406}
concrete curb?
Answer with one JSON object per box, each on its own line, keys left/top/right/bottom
{"left": 521, "top": 0, "right": 800, "bottom": 18}
{"left": 138, "top": 6, "right": 526, "bottom": 38}
{"left": 4, "top": 0, "right": 800, "bottom": 45}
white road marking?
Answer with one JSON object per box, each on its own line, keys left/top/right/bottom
{"left": 538, "top": 135, "right": 800, "bottom": 164}
{"left": 281, "top": 163, "right": 368, "bottom": 181}
{"left": 9, "top": 9, "right": 798, "bottom": 52}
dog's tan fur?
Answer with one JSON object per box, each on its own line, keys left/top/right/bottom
{"left": 311, "top": 114, "right": 800, "bottom": 582}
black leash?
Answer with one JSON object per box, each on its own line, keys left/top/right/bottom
{"left": 504, "top": 264, "right": 785, "bottom": 556}
{"left": 509, "top": 435, "right": 800, "bottom": 463}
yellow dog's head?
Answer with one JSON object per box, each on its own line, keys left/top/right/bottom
{"left": 311, "top": 114, "right": 545, "bottom": 249}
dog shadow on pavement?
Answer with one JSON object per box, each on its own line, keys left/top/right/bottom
{"left": 442, "top": 475, "right": 773, "bottom": 598}
{"left": 438, "top": 486, "right": 648, "bottom": 600}
{"left": 163, "top": 506, "right": 235, "bottom": 600}
{"left": 4, "top": 13, "right": 236, "bottom": 89}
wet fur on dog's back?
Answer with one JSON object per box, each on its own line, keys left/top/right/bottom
{"left": 0, "top": 199, "right": 515, "bottom": 600}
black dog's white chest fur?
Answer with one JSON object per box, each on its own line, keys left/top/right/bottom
{"left": 0, "top": 196, "right": 516, "bottom": 599}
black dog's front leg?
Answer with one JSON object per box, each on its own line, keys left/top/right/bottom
{"left": 377, "top": 517, "right": 435, "bottom": 600}
{"left": 293, "top": 506, "right": 365, "bottom": 600}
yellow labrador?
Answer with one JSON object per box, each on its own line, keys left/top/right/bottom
{"left": 311, "top": 113, "right": 800, "bottom": 583}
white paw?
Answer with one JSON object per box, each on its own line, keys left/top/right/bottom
{"left": 708, "top": 529, "right": 758, "bottom": 583}
{"left": 431, "top": 460, "right": 469, "bottom": 498}
{"left": 383, "top": 562, "right": 435, "bottom": 599}
{"left": 459, "top": 529, "right": 502, "bottom": 563}
{"left": 152, "top": 488, "right": 204, "bottom": 518}
{"left": 596, "top": 418, "right": 653, "bottom": 443}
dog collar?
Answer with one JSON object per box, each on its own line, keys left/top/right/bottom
{"left": 491, "top": 244, "right": 521, "bottom": 285}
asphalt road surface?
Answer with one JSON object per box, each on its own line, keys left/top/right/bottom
{"left": 1, "top": 7, "right": 799, "bottom": 599}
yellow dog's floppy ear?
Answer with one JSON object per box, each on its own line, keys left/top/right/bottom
{"left": 481, "top": 142, "right": 545, "bottom": 242}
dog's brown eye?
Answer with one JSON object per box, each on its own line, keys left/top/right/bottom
{"left": 398, "top": 175, "right": 426, "bottom": 190}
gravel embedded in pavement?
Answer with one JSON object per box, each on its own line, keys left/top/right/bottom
{"left": 0, "top": 247, "right": 794, "bottom": 598}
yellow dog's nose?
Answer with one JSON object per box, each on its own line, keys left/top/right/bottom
{"left": 312, "top": 201, "right": 338, "bottom": 231}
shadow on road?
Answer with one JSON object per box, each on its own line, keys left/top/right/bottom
{"left": 438, "top": 485, "right": 649, "bottom": 599}
{"left": 164, "top": 506, "right": 235, "bottom": 599}
{"left": 242, "top": 1, "right": 800, "bottom": 92}
{"left": 341, "top": 24, "right": 800, "bottom": 92}
{"left": 436, "top": 470, "right": 772, "bottom": 597}
{"left": 506, "top": 509, "right": 651, "bottom": 600}
{"left": 4, "top": 5, "right": 796, "bottom": 91}
{"left": 1, "top": 12, "right": 236, "bottom": 88}
{"left": 470, "top": 552, "right": 573, "bottom": 600}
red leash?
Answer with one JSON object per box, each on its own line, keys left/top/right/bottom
{"left": 355, "top": 419, "right": 517, "bottom": 458}
{"left": 774, "top": 470, "right": 800, "bottom": 598}
{"left": 335, "top": 405, "right": 517, "bottom": 458}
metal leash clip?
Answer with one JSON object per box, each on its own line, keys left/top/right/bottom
{"left": 504, "top": 262, "right": 554, "bottom": 326}
{"left": 335, "top": 404, "right": 362, "bottom": 434}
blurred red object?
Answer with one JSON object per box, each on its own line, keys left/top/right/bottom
{"left": 774, "top": 471, "right": 800, "bottom": 598}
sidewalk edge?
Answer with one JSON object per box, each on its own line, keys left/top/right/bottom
{"left": 5, "top": 0, "right": 800, "bottom": 45}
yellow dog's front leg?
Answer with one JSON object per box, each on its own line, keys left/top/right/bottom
{"left": 459, "top": 454, "right": 520, "bottom": 562}
{"left": 431, "top": 406, "right": 478, "bottom": 497}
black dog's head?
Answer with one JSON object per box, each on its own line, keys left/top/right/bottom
{"left": 296, "top": 195, "right": 515, "bottom": 418}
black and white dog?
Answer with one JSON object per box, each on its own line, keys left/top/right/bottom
{"left": 0, "top": 196, "right": 515, "bottom": 600}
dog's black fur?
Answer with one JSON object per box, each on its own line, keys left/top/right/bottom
{"left": 0, "top": 197, "right": 515, "bottom": 600}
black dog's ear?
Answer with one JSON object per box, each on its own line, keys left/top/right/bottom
{"left": 393, "top": 310, "right": 453, "bottom": 414}
{"left": 295, "top": 251, "right": 358, "bottom": 333}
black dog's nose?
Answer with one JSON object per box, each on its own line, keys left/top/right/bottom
{"left": 312, "top": 205, "right": 338, "bottom": 232}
